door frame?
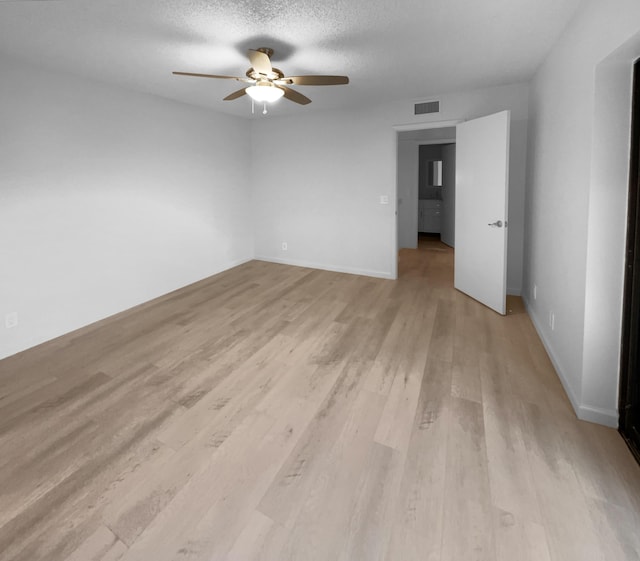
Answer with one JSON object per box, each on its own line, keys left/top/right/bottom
{"left": 619, "top": 57, "right": 640, "bottom": 463}
{"left": 393, "top": 120, "right": 462, "bottom": 278}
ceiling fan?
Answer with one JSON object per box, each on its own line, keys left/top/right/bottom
{"left": 173, "top": 48, "right": 349, "bottom": 108}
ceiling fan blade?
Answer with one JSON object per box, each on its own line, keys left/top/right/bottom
{"left": 281, "top": 86, "right": 312, "bottom": 105}
{"left": 280, "top": 75, "right": 349, "bottom": 86}
{"left": 223, "top": 88, "right": 248, "bottom": 101}
{"left": 248, "top": 49, "right": 273, "bottom": 76}
{"left": 173, "top": 71, "right": 251, "bottom": 82}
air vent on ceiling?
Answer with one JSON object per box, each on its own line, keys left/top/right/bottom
{"left": 414, "top": 100, "right": 440, "bottom": 115}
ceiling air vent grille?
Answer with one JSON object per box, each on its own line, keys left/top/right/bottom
{"left": 414, "top": 100, "right": 440, "bottom": 115}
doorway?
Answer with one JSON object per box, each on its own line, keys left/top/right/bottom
{"left": 619, "top": 58, "right": 640, "bottom": 462}
{"left": 417, "top": 143, "right": 456, "bottom": 247}
{"left": 396, "top": 126, "right": 456, "bottom": 252}
{"left": 395, "top": 112, "right": 512, "bottom": 315}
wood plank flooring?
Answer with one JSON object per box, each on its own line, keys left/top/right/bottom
{"left": 1, "top": 236, "right": 639, "bottom": 561}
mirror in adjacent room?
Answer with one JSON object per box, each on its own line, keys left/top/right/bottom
{"left": 427, "top": 160, "right": 443, "bottom": 187}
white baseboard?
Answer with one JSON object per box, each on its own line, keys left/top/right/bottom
{"left": 213, "top": 256, "right": 254, "bottom": 274}
{"left": 576, "top": 404, "right": 618, "bottom": 428}
{"left": 254, "top": 255, "right": 395, "bottom": 280}
{"left": 507, "top": 286, "right": 522, "bottom": 296}
{"left": 522, "top": 296, "right": 618, "bottom": 428}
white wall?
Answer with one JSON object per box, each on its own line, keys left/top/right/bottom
{"left": 0, "top": 63, "right": 530, "bottom": 360}
{"left": 524, "top": 0, "right": 640, "bottom": 426}
{"left": 583, "top": 39, "right": 639, "bottom": 423}
{"left": 0, "top": 55, "right": 253, "bottom": 359}
{"left": 252, "top": 83, "right": 529, "bottom": 286}
{"left": 252, "top": 105, "right": 398, "bottom": 278}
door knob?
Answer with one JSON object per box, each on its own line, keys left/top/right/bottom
{"left": 488, "top": 220, "right": 503, "bottom": 228}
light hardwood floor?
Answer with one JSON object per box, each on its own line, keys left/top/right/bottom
{"left": 1, "top": 237, "right": 640, "bottom": 561}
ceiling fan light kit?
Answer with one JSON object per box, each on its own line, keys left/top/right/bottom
{"left": 173, "top": 47, "right": 349, "bottom": 115}
{"left": 246, "top": 82, "right": 284, "bottom": 103}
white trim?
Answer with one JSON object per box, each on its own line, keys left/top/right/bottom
{"left": 391, "top": 181, "right": 399, "bottom": 280}
{"left": 524, "top": 295, "right": 582, "bottom": 414}
{"left": 213, "top": 256, "right": 254, "bottom": 273}
{"left": 255, "top": 256, "right": 394, "bottom": 280}
{"left": 577, "top": 404, "right": 619, "bottom": 428}
{"left": 523, "top": 296, "right": 618, "bottom": 428}
{"left": 391, "top": 215, "right": 398, "bottom": 279}
{"left": 393, "top": 119, "right": 463, "bottom": 132}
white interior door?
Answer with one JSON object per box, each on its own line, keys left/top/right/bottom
{"left": 454, "top": 110, "right": 510, "bottom": 315}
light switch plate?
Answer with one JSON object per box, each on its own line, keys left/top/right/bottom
{"left": 379, "top": 195, "right": 389, "bottom": 205}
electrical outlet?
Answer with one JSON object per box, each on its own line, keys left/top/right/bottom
{"left": 281, "top": 242, "right": 288, "bottom": 251}
{"left": 379, "top": 195, "right": 389, "bottom": 205}
{"left": 549, "top": 311, "right": 555, "bottom": 331}
{"left": 5, "top": 312, "right": 18, "bottom": 329}
{"left": 533, "top": 285, "right": 537, "bottom": 300}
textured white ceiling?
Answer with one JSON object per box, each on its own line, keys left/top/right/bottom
{"left": 0, "top": 0, "right": 584, "bottom": 119}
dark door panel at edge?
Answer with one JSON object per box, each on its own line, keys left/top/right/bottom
{"left": 620, "top": 58, "right": 640, "bottom": 464}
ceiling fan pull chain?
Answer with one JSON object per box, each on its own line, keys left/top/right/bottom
{"left": 251, "top": 98, "right": 255, "bottom": 115}
{"left": 263, "top": 102, "right": 267, "bottom": 115}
